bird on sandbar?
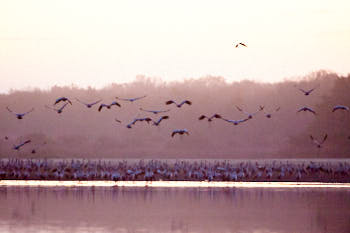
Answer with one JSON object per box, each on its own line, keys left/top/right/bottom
{"left": 6, "top": 106, "right": 34, "bottom": 119}
{"left": 171, "top": 129, "right": 189, "bottom": 137}
{"left": 13, "top": 140, "right": 31, "bottom": 150}
{"left": 140, "top": 108, "right": 170, "bottom": 114}
{"left": 297, "top": 107, "right": 316, "bottom": 115}
{"left": 75, "top": 98, "right": 102, "bottom": 108}
{"left": 198, "top": 114, "right": 222, "bottom": 122}
{"left": 54, "top": 97, "right": 72, "bottom": 105}
{"left": 116, "top": 95, "right": 147, "bottom": 102}
{"left": 165, "top": 100, "right": 192, "bottom": 108}
{"left": 45, "top": 102, "right": 69, "bottom": 114}
{"left": 332, "top": 105, "right": 349, "bottom": 112}
{"left": 310, "top": 134, "right": 328, "bottom": 148}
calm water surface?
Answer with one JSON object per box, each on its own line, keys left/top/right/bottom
{"left": 0, "top": 186, "right": 349, "bottom": 233}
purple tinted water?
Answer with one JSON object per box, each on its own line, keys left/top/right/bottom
{"left": 0, "top": 186, "right": 349, "bottom": 233}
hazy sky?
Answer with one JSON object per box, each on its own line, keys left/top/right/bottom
{"left": 1, "top": 0, "right": 349, "bottom": 93}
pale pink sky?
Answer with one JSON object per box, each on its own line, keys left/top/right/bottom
{"left": 1, "top": 0, "right": 350, "bottom": 93}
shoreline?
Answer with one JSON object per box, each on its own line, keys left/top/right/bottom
{"left": 1, "top": 180, "right": 350, "bottom": 188}
{"left": 1, "top": 158, "right": 349, "bottom": 183}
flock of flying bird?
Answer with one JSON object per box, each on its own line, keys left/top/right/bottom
{"left": 3, "top": 83, "right": 350, "bottom": 153}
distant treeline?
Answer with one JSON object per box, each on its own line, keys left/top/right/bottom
{"left": 0, "top": 70, "right": 349, "bottom": 159}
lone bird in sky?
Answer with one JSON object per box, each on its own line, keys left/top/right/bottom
{"left": 166, "top": 100, "right": 192, "bottom": 108}
{"left": 54, "top": 97, "right": 72, "bottom": 105}
{"left": 116, "top": 95, "right": 147, "bottom": 102}
{"left": 295, "top": 85, "right": 319, "bottom": 96}
{"left": 198, "top": 114, "right": 222, "bottom": 122}
{"left": 152, "top": 116, "right": 169, "bottom": 126}
{"left": 310, "top": 134, "right": 328, "bottom": 148}
{"left": 13, "top": 140, "right": 31, "bottom": 150}
{"left": 332, "top": 105, "right": 349, "bottom": 112}
{"left": 171, "top": 129, "right": 189, "bottom": 137}
{"left": 140, "top": 108, "right": 170, "bottom": 114}
{"left": 45, "top": 103, "right": 69, "bottom": 114}
{"left": 6, "top": 107, "right": 34, "bottom": 119}
{"left": 297, "top": 107, "right": 316, "bottom": 115}
{"left": 75, "top": 98, "right": 102, "bottom": 108}
{"left": 98, "top": 101, "right": 121, "bottom": 112}
{"left": 234, "top": 42, "right": 247, "bottom": 48}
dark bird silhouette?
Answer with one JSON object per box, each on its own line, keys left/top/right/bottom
{"left": 166, "top": 100, "right": 192, "bottom": 108}
{"left": 236, "top": 106, "right": 262, "bottom": 119}
{"left": 332, "top": 105, "right": 349, "bottom": 112}
{"left": 234, "top": 42, "right": 247, "bottom": 48}
{"left": 198, "top": 114, "right": 222, "bottom": 122}
{"left": 171, "top": 129, "right": 189, "bottom": 137}
{"left": 152, "top": 116, "right": 169, "bottom": 126}
{"left": 260, "top": 106, "right": 280, "bottom": 118}
{"left": 310, "top": 134, "right": 328, "bottom": 148}
{"left": 297, "top": 107, "right": 316, "bottom": 115}
{"left": 98, "top": 101, "right": 121, "bottom": 112}
{"left": 116, "top": 95, "right": 147, "bottom": 102}
{"left": 13, "top": 140, "right": 31, "bottom": 150}
{"left": 6, "top": 106, "right": 34, "bottom": 119}
{"left": 115, "top": 118, "right": 122, "bottom": 123}
{"left": 54, "top": 97, "right": 72, "bottom": 105}
{"left": 126, "top": 117, "right": 153, "bottom": 128}
{"left": 75, "top": 98, "right": 102, "bottom": 108}
{"left": 295, "top": 85, "right": 319, "bottom": 96}
{"left": 45, "top": 103, "right": 69, "bottom": 114}
{"left": 220, "top": 117, "right": 250, "bottom": 125}
{"left": 140, "top": 108, "right": 170, "bottom": 114}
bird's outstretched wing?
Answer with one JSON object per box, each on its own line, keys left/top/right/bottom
{"left": 24, "top": 108, "right": 34, "bottom": 115}
{"left": 6, "top": 106, "right": 13, "bottom": 113}
{"left": 307, "top": 108, "right": 316, "bottom": 115}
{"left": 132, "top": 95, "right": 147, "bottom": 101}
{"left": 45, "top": 105, "right": 55, "bottom": 111}
{"left": 75, "top": 98, "right": 87, "bottom": 105}
{"left": 322, "top": 134, "right": 328, "bottom": 144}
{"left": 166, "top": 100, "right": 176, "bottom": 105}
{"left": 179, "top": 100, "right": 192, "bottom": 106}
{"left": 116, "top": 95, "right": 146, "bottom": 101}
{"left": 153, "top": 116, "right": 169, "bottom": 125}
{"left": 236, "top": 106, "right": 243, "bottom": 112}
{"left": 59, "top": 103, "right": 69, "bottom": 111}
{"left": 90, "top": 99, "right": 102, "bottom": 106}
{"left": 110, "top": 101, "right": 121, "bottom": 107}
{"left": 98, "top": 104, "right": 108, "bottom": 112}
{"left": 310, "top": 135, "right": 319, "bottom": 145}
{"left": 198, "top": 115, "right": 208, "bottom": 120}
{"left": 212, "top": 114, "right": 222, "bottom": 119}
